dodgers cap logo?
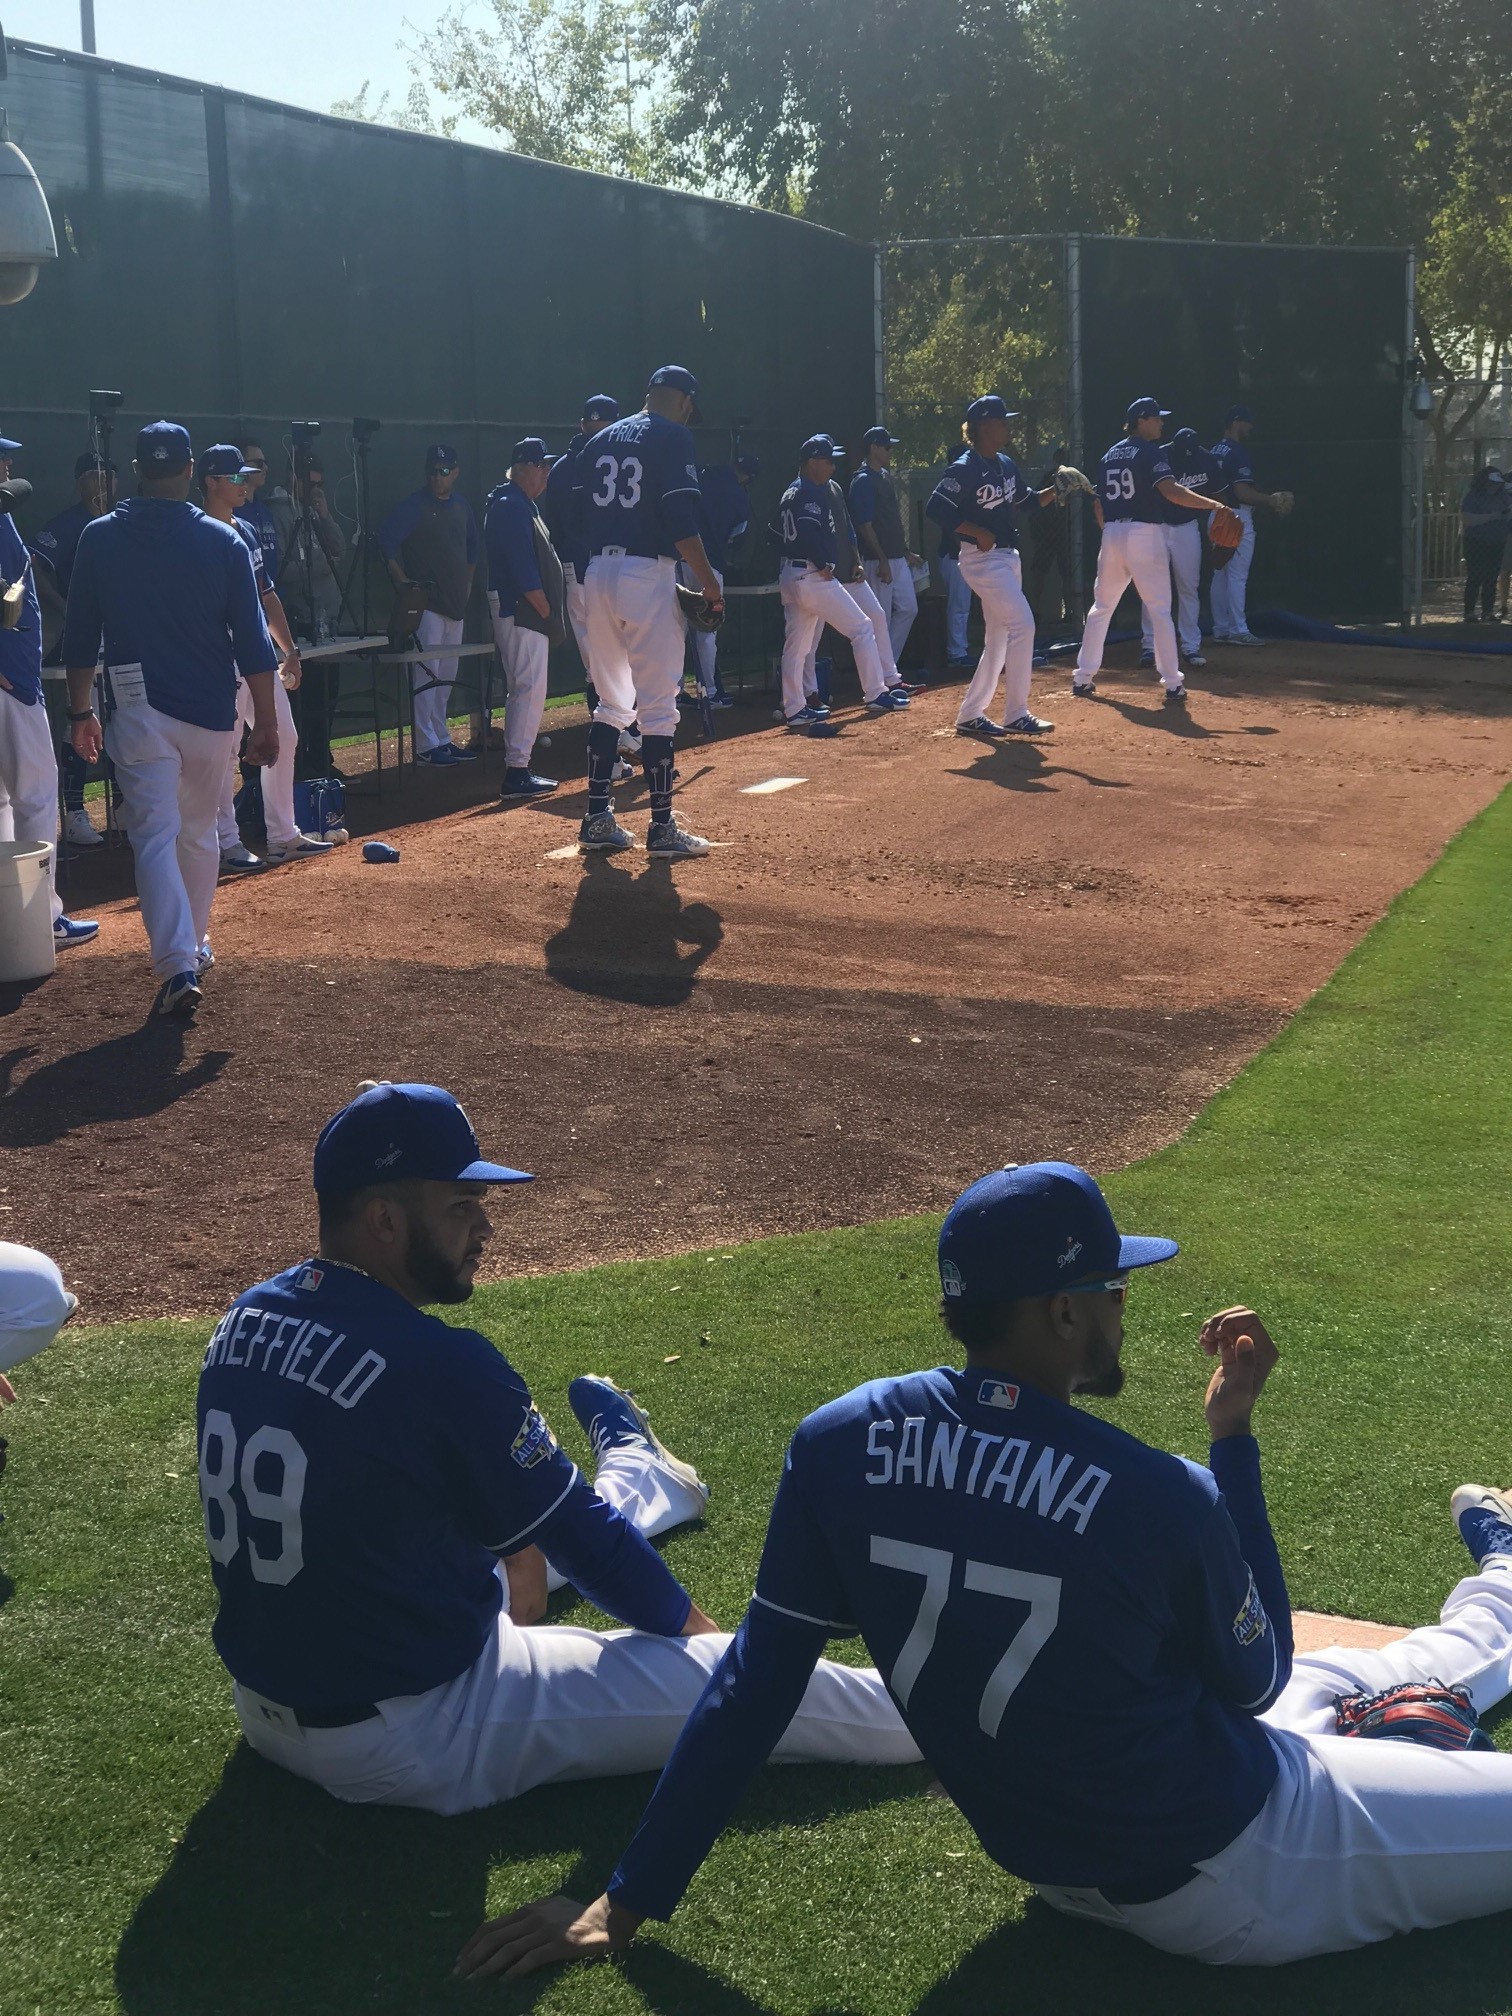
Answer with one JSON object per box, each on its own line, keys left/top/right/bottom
{"left": 313, "top": 1082, "right": 534, "bottom": 1194}
{"left": 936, "top": 1161, "right": 1178, "bottom": 1305}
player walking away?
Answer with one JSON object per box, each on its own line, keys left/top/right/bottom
{"left": 1459, "top": 466, "right": 1509, "bottom": 624}
{"left": 484, "top": 439, "right": 559, "bottom": 801}
{"left": 197, "top": 1081, "right": 919, "bottom": 1815}
{"left": 0, "top": 477, "right": 98, "bottom": 950}
{"left": 462, "top": 1158, "right": 1512, "bottom": 1979}
{"left": 850, "top": 426, "right": 923, "bottom": 664}
{"left": 379, "top": 446, "right": 480, "bottom": 768}
{"left": 774, "top": 436, "right": 899, "bottom": 731}
{"left": 572, "top": 365, "right": 725, "bottom": 859}
{"left": 1139, "top": 426, "right": 1222, "bottom": 672}
{"left": 685, "top": 451, "right": 758, "bottom": 708}
{"left": 198, "top": 446, "right": 331, "bottom": 875}
{"left": 30, "top": 451, "right": 118, "bottom": 850}
{"left": 1074, "top": 398, "right": 1228, "bottom": 708}
{"left": 1207, "top": 405, "right": 1291, "bottom": 647}
{"left": 926, "top": 395, "right": 1059, "bottom": 740}
{"left": 64, "top": 422, "right": 279, "bottom": 1015}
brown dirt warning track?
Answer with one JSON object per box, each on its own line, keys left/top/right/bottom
{"left": 4, "top": 639, "right": 1511, "bottom": 1324}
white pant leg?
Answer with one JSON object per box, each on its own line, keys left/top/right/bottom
{"left": 680, "top": 563, "right": 721, "bottom": 693}
{"left": 789, "top": 567, "right": 886, "bottom": 702}
{"left": 563, "top": 567, "right": 592, "bottom": 680}
{"left": 845, "top": 575, "right": 901, "bottom": 685}
{"left": 0, "top": 688, "right": 63, "bottom": 923}
{"left": 885, "top": 563, "right": 919, "bottom": 660}
{"left": 106, "top": 701, "right": 235, "bottom": 980}
{"left": 595, "top": 557, "right": 683, "bottom": 739}
{"left": 957, "top": 546, "right": 1034, "bottom": 722}
{"left": 1168, "top": 520, "right": 1204, "bottom": 656}
{"left": 215, "top": 680, "right": 252, "bottom": 853}
{"left": 780, "top": 571, "right": 826, "bottom": 717}
{"left": 411, "top": 610, "right": 464, "bottom": 753}
{"left": 1077, "top": 525, "right": 1135, "bottom": 679}
{"left": 1227, "top": 506, "right": 1256, "bottom": 634}
{"left": 539, "top": 1439, "right": 708, "bottom": 1599}
{"left": 491, "top": 606, "right": 550, "bottom": 772}
{"left": 862, "top": 561, "right": 895, "bottom": 640}
{"left": 940, "top": 553, "right": 971, "bottom": 658}
{"left": 261, "top": 675, "right": 302, "bottom": 849}
{"left": 583, "top": 556, "right": 637, "bottom": 730}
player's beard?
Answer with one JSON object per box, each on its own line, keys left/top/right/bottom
{"left": 1078, "top": 1359, "right": 1126, "bottom": 1399}
{"left": 403, "top": 1218, "right": 476, "bottom": 1305}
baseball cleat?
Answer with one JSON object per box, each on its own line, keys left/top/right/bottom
{"left": 1164, "top": 684, "right": 1188, "bottom": 707}
{"left": 567, "top": 1375, "right": 710, "bottom": 1506}
{"left": 618, "top": 728, "right": 643, "bottom": 758}
{"left": 1138, "top": 652, "right": 1156, "bottom": 669}
{"left": 956, "top": 715, "right": 1009, "bottom": 739}
{"left": 1031, "top": 652, "right": 1050, "bottom": 669}
{"left": 610, "top": 757, "right": 636, "bottom": 784}
{"left": 197, "top": 937, "right": 215, "bottom": 974}
{"left": 866, "top": 689, "right": 910, "bottom": 712}
{"left": 53, "top": 914, "right": 100, "bottom": 947}
{"left": 415, "top": 743, "right": 462, "bottom": 767}
{"left": 1230, "top": 633, "right": 1264, "bottom": 648}
{"left": 946, "top": 654, "right": 975, "bottom": 669}
{"left": 1005, "top": 713, "right": 1054, "bottom": 734}
{"left": 708, "top": 692, "right": 735, "bottom": 709}
{"left": 1071, "top": 680, "right": 1098, "bottom": 698}
{"left": 1186, "top": 652, "right": 1208, "bottom": 668}
{"left": 1451, "top": 1486, "right": 1512, "bottom": 1566}
{"left": 219, "top": 843, "right": 269, "bottom": 875}
{"left": 156, "top": 971, "right": 202, "bottom": 1017}
{"left": 786, "top": 705, "right": 829, "bottom": 729}
{"left": 578, "top": 810, "right": 634, "bottom": 852}
{"left": 63, "top": 808, "right": 103, "bottom": 848}
{"left": 499, "top": 768, "right": 558, "bottom": 799}
{"left": 891, "top": 678, "right": 928, "bottom": 696}
{"left": 646, "top": 817, "right": 712, "bottom": 859}
{"left": 449, "top": 741, "right": 480, "bottom": 761}
{"left": 265, "top": 832, "right": 335, "bottom": 861}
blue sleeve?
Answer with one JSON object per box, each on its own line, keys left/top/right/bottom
{"left": 502, "top": 499, "right": 541, "bottom": 594}
{"left": 926, "top": 470, "right": 966, "bottom": 533}
{"left": 1177, "top": 1443, "right": 1292, "bottom": 1715}
{"left": 1150, "top": 449, "right": 1175, "bottom": 488}
{"left": 225, "top": 535, "right": 278, "bottom": 675}
{"left": 536, "top": 1481, "right": 691, "bottom": 1636}
{"left": 849, "top": 469, "right": 877, "bottom": 525}
{"left": 1209, "top": 1435, "right": 1293, "bottom": 1671}
{"left": 658, "top": 427, "right": 703, "bottom": 544}
{"left": 464, "top": 499, "right": 480, "bottom": 566}
{"left": 60, "top": 523, "right": 104, "bottom": 670}
{"left": 608, "top": 1600, "right": 827, "bottom": 1919}
{"left": 377, "top": 492, "right": 423, "bottom": 559}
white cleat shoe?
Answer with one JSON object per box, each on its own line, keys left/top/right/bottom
{"left": 64, "top": 808, "right": 103, "bottom": 848}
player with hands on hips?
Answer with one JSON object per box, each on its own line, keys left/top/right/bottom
{"left": 572, "top": 366, "right": 724, "bottom": 858}
{"left": 926, "top": 395, "right": 1059, "bottom": 740}
{"left": 464, "top": 1158, "right": 1512, "bottom": 1977}
{"left": 1139, "top": 426, "right": 1223, "bottom": 673}
{"left": 1207, "top": 405, "right": 1292, "bottom": 647}
{"left": 774, "top": 436, "right": 899, "bottom": 732}
{"left": 1074, "top": 397, "right": 1230, "bottom": 708}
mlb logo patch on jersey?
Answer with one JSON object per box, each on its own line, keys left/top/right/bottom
{"left": 294, "top": 1266, "right": 324, "bottom": 1292}
{"left": 978, "top": 1377, "right": 1020, "bottom": 1411}
{"left": 511, "top": 1408, "right": 558, "bottom": 1470}
{"left": 1232, "top": 1571, "right": 1268, "bottom": 1646}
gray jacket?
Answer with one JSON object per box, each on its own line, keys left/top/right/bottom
{"left": 266, "top": 485, "right": 347, "bottom": 636}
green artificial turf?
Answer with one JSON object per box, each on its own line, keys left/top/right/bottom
{"left": 7, "top": 785, "right": 1512, "bottom": 2014}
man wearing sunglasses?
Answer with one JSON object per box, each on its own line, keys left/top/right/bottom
{"left": 463, "top": 1159, "right": 1512, "bottom": 1979}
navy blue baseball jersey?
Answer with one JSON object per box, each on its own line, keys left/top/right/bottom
{"left": 541, "top": 436, "right": 591, "bottom": 574}
{"left": 483, "top": 481, "right": 544, "bottom": 606}
{"left": 926, "top": 449, "right": 1041, "bottom": 550}
{"left": 1097, "top": 437, "right": 1176, "bottom": 523}
{"left": 774, "top": 476, "right": 840, "bottom": 567}
{"left": 697, "top": 464, "right": 751, "bottom": 573}
{"left": 236, "top": 496, "right": 281, "bottom": 583}
{"left": 1207, "top": 436, "right": 1256, "bottom": 503}
{"left": 575, "top": 412, "right": 702, "bottom": 561}
{"left": 232, "top": 515, "right": 271, "bottom": 598}
{"left": 197, "top": 1259, "right": 690, "bottom": 1709}
{"left": 608, "top": 1367, "right": 1292, "bottom": 1919}
{"left": 1156, "top": 446, "right": 1223, "bottom": 526}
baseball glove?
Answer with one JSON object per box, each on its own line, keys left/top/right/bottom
{"left": 1053, "top": 464, "right": 1095, "bottom": 500}
{"left": 1271, "top": 490, "right": 1295, "bottom": 517}
{"left": 1333, "top": 1680, "right": 1493, "bottom": 1752}
{"left": 676, "top": 583, "right": 725, "bottom": 633}
{"left": 1208, "top": 505, "right": 1244, "bottom": 569}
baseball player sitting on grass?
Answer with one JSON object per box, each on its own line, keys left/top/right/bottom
{"left": 197, "top": 1081, "right": 918, "bottom": 1816}
{"left": 463, "top": 1159, "right": 1512, "bottom": 1979}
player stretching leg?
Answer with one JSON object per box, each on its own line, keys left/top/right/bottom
{"left": 198, "top": 1082, "right": 918, "bottom": 1816}
{"left": 465, "top": 1161, "right": 1512, "bottom": 1979}
{"left": 926, "top": 396, "right": 1061, "bottom": 740}
{"left": 774, "top": 436, "right": 898, "bottom": 729}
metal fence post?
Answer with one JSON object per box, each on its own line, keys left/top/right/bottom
{"left": 1065, "top": 233, "right": 1084, "bottom": 621}
{"left": 1403, "top": 249, "right": 1419, "bottom": 627}
{"left": 873, "top": 242, "right": 886, "bottom": 425}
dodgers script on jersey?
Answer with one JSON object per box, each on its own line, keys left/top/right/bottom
{"left": 575, "top": 413, "right": 702, "bottom": 560}
{"left": 1098, "top": 438, "right": 1176, "bottom": 523}
{"left": 926, "top": 448, "right": 1041, "bottom": 550}
{"left": 775, "top": 477, "right": 840, "bottom": 567}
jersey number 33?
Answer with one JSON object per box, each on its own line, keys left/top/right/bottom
{"left": 593, "top": 455, "right": 644, "bottom": 510}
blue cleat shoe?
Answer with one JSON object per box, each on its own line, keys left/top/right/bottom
{"left": 156, "top": 970, "right": 202, "bottom": 1017}
{"left": 866, "top": 688, "right": 911, "bottom": 712}
{"left": 416, "top": 744, "right": 461, "bottom": 768}
{"left": 1451, "top": 1485, "right": 1512, "bottom": 1567}
{"left": 54, "top": 914, "right": 100, "bottom": 947}
{"left": 1005, "top": 712, "right": 1055, "bottom": 734}
{"left": 500, "top": 768, "right": 558, "bottom": 799}
{"left": 567, "top": 1375, "right": 710, "bottom": 1504}
{"left": 786, "top": 705, "right": 830, "bottom": 729}
{"left": 956, "top": 715, "right": 1008, "bottom": 739}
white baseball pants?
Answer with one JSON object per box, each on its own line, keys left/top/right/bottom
{"left": 0, "top": 688, "right": 62, "bottom": 924}
{"left": 412, "top": 610, "right": 465, "bottom": 754}
{"left": 679, "top": 563, "right": 723, "bottom": 694}
{"left": 1140, "top": 519, "right": 1204, "bottom": 659}
{"left": 562, "top": 563, "right": 592, "bottom": 678}
{"left": 487, "top": 595, "right": 550, "bottom": 771}
{"left": 105, "top": 693, "right": 235, "bottom": 981}
{"left": 235, "top": 1437, "right": 920, "bottom": 1814}
{"left": 216, "top": 674, "right": 300, "bottom": 853}
{"left": 1076, "top": 520, "right": 1180, "bottom": 691}
{"left": 955, "top": 545, "right": 1036, "bottom": 726}
{"left": 779, "top": 563, "right": 887, "bottom": 715}
{"left": 939, "top": 551, "right": 972, "bottom": 659}
{"left": 583, "top": 552, "right": 683, "bottom": 737}
{"left": 864, "top": 559, "right": 919, "bottom": 661}
{"left": 1210, "top": 506, "right": 1257, "bottom": 639}
{"left": 804, "top": 574, "right": 903, "bottom": 693}
{"left": 1039, "top": 1561, "right": 1512, "bottom": 1965}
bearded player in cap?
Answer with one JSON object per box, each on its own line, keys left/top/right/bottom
{"left": 571, "top": 366, "right": 724, "bottom": 857}
{"left": 197, "top": 1081, "right": 918, "bottom": 1815}
{"left": 460, "top": 1159, "right": 1512, "bottom": 1980}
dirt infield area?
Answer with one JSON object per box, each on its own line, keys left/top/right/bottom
{"left": 5, "top": 640, "right": 1511, "bottom": 1323}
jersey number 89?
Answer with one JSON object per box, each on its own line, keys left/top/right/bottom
{"left": 199, "top": 1409, "right": 307, "bottom": 1586}
{"left": 592, "top": 455, "right": 644, "bottom": 510}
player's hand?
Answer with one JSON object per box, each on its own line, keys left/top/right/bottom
{"left": 0, "top": 1372, "right": 16, "bottom": 1406}
{"left": 816, "top": 565, "right": 835, "bottom": 580}
{"left": 525, "top": 588, "right": 551, "bottom": 620}
{"left": 280, "top": 650, "right": 303, "bottom": 692}
{"left": 680, "top": 1600, "right": 722, "bottom": 1636}
{"left": 970, "top": 527, "right": 995, "bottom": 552}
{"left": 503, "top": 1544, "right": 549, "bottom": 1626}
{"left": 70, "top": 711, "right": 103, "bottom": 764}
{"left": 0, "top": 670, "right": 11, "bottom": 694}
{"left": 1200, "top": 1307, "right": 1279, "bottom": 1440}
{"left": 879, "top": 560, "right": 893, "bottom": 583}
{"left": 454, "top": 1892, "right": 641, "bottom": 1982}
{"left": 244, "top": 719, "right": 279, "bottom": 767}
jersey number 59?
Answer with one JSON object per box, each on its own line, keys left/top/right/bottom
{"left": 592, "top": 455, "right": 644, "bottom": 510}
{"left": 1103, "top": 468, "right": 1137, "bottom": 502}
{"left": 199, "top": 1410, "right": 307, "bottom": 1586}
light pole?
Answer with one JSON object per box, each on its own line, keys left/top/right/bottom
{"left": 1410, "top": 369, "right": 1434, "bottom": 628}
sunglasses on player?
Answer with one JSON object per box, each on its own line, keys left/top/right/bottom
{"left": 1065, "top": 1273, "right": 1131, "bottom": 1305}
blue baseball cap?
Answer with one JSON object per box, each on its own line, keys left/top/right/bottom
{"left": 799, "top": 433, "right": 840, "bottom": 462}
{"left": 965, "top": 395, "right": 1020, "bottom": 425}
{"left": 648, "top": 364, "right": 698, "bottom": 395}
{"left": 735, "top": 452, "right": 761, "bottom": 477}
{"left": 938, "top": 1162, "right": 1177, "bottom": 1306}
{"left": 1225, "top": 403, "right": 1254, "bottom": 424}
{"left": 426, "top": 443, "right": 459, "bottom": 470}
{"left": 313, "top": 1082, "right": 533, "bottom": 1195}
{"left": 862, "top": 425, "right": 900, "bottom": 448}
{"left": 196, "top": 443, "right": 256, "bottom": 481}
{"left": 0, "top": 432, "right": 21, "bottom": 456}
{"left": 582, "top": 393, "right": 620, "bottom": 425}
{"left": 1126, "top": 397, "right": 1171, "bottom": 424}
{"left": 511, "top": 436, "right": 549, "bottom": 465}
{"left": 136, "top": 421, "right": 192, "bottom": 472}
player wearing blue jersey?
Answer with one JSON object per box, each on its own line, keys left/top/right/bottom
{"left": 572, "top": 366, "right": 724, "bottom": 858}
{"left": 926, "top": 395, "right": 1060, "bottom": 739}
{"left": 1140, "top": 427, "right": 1223, "bottom": 670}
{"left": 1074, "top": 398, "right": 1228, "bottom": 707}
{"left": 541, "top": 392, "right": 619, "bottom": 706}
{"left": 1208, "top": 405, "right": 1290, "bottom": 646}
{"left": 774, "top": 436, "right": 897, "bottom": 728}
{"left": 484, "top": 438, "right": 559, "bottom": 800}
{"left": 682, "top": 452, "right": 756, "bottom": 707}
{"left": 198, "top": 1081, "right": 916, "bottom": 1815}
{"left": 463, "top": 1160, "right": 1512, "bottom": 1979}
{"left": 378, "top": 447, "right": 480, "bottom": 766}
{"left": 850, "top": 426, "right": 921, "bottom": 663}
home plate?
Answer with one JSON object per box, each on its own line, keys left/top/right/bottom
{"left": 1292, "top": 1611, "right": 1409, "bottom": 1654}
{"left": 741, "top": 776, "right": 807, "bottom": 795}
